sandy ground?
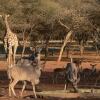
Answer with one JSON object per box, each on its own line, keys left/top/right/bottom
{"left": 0, "top": 83, "right": 100, "bottom": 100}
{"left": 0, "top": 59, "right": 100, "bottom": 100}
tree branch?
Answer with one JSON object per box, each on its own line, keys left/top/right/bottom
{"left": 58, "top": 19, "right": 70, "bottom": 30}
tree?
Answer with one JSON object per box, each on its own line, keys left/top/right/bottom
{"left": 56, "top": 0, "right": 100, "bottom": 61}
{"left": 0, "top": 0, "right": 99, "bottom": 59}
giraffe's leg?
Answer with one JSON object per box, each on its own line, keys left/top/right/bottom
{"left": 13, "top": 46, "right": 17, "bottom": 65}
{"left": 20, "top": 81, "right": 27, "bottom": 97}
{"left": 4, "top": 36, "right": 8, "bottom": 55}
{"left": 8, "top": 46, "right": 13, "bottom": 68}
{"left": 4, "top": 43, "right": 8, "bottom": 63}
{"left": 11, "top": 47, "right": 13, "bottom": 66}
{"left": 10, "top": 47, "right": 13, "bottom": 67}
{"left": 8, "top": 48, "right": 11, "bottom": 67}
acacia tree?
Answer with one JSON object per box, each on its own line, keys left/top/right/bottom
{"left": 56, "top": 0, "right": 100, "bottom": 61}
{"left": 0, "top": 0, "right": 99, "bottom": 59}
{"left": 30, "top": 0, "right": 62, "bottom": 58}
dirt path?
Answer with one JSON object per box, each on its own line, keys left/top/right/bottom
{"left": 0, "top": 59, "right": 100, "bottom": 100}
{"left": 0, "top": 60, "right": 100, "bottom": 72}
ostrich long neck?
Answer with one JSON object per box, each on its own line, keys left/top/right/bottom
{"left": 5, "top": 16, "right": 12, "bottom": 33}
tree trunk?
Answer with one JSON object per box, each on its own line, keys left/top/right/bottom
{"left": 21, "top": 41, "right": 27, "bottom": 58}
{"left": 95, "top": 45, "right": 99, "bottom": 55}
{"left": 80, "top": 44, "right": 84, "bottom": 56}
{"left": 21, "top": 31, "right": 26, "bottom": 58}
{"left": 58, "top": 30, "right": 73, "bottom": 61}
{"left": 66, "top": 48, "right": 69, "bottom": 58}
{"left": 45, "top": 39, "right": 49, "bottom": 58}
{"left": 21, "top": 25, "right": 34, "bottom": 58}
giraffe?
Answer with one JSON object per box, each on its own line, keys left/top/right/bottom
{"left": 0, "top": 15, "right": 18, "bottom": 67}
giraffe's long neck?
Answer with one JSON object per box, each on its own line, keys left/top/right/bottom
{"left": 5, "top": 16, "right": 12, "bottom": 34}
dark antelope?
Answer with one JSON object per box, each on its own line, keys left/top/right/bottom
{"left": 81, "top": 64, "right": 97, "bottom": 79}
{"left": 53, "top": 68, "right": 66, "bottom": 84}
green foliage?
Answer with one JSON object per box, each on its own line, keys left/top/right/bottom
{"left": 0, "top": 0, "right": 99, "bottom": 43}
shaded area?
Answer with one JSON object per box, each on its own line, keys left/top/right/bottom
{"left": 0, "top": 70, "right": 100, "bottom": 88}
{"left": 0, "top": 70, "right": 8, "bottom": 80}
